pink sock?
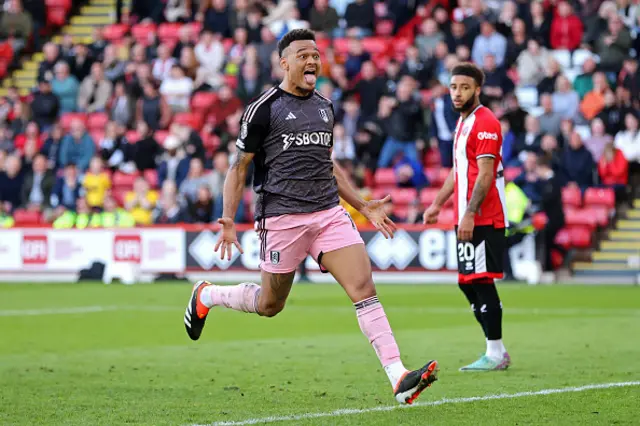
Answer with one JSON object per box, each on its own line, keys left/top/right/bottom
{"left": 200, "top": 283, "right": 260, "bottom": 313}
{"left": 355, "top": 295, "right": 401, "bottom": 367}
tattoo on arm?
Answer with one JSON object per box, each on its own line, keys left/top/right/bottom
{"left": 466, "top": 158, "right": 494, "bottom": 214}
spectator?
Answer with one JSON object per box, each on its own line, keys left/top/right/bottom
{"left": 472, "top": 20, "right": 507, "bottom": 68}
{"left": 210, "top": 150, "right": 244, "bottom": 222}
{"left": 9, "top": 101, "right": 29, "bottom": 137}
{"left": 416, "top": 18, "right": 445, "bottom": 61}
{"left": 580, "top": 72, "right": 610, "bottom": 121}
{"left": 109, "top": 81, "right": 134, "bottom": 128}
{"left": 31, "top": 80, "right": 59, "bottom": 132}
{"left": 614, "top": 112, "right": 640, "bottom": 164}
{"left": 377, "top": 77, "right": 423, "bottom": 168}
{"left": 172, "top": 24, "right": 195, "bottom": 59}
{"left": 40, "top": 124, "right": 63, "bottom": 170}
{"left": 429, "top": 85, "right": 458, "bottom": 168}
{"left": 245, "top": 6, "right": 263, "bottom": 44}
{"left": 563, "top": 131, "right": 596, "bottom": 191}
{"left": 20, "top": 153, "right": 53, "bottom": 211}
{"left": 153, "top": 180, "right": 190, "bottom": 224}
{"left": 172, "top": 122, "right": 205, "bottom": 161}
{"left": 582, "top": 0, "right": 616, "bottom": 47}
{"left": 394, "top": 154, "right": 428, "bottom": 189}
{"left": 69, "top": 44, "right": 94, "bottom": 83}
{"left": 513, "top": 114, "right": 543, "bottom": 164}
{"left": 130, "top": 0, "right": 164, "bottom": 23}
{"left": 236, "top": 61, "right": 263, "bottom": 104}
{"left": 344, "top": 38, "right": 371, "bottom": 79}
{"left": 50, "top": 163, "right": 81, "bottom": 212}
{"left": 78, "top": 62, "right": 113, "bottom": 113}
{"left": 513, "top": 152, "right": 543, "bottom": 206}
{"left": 540, "top": 134, "right": 565, "bottom": 182}
{"left": 0, "top": 154, "right": 24, "bottom": 212}
{"left": 399, "top": 45, "right": 430, "bottom": 87}
{"left": 550, "top": 1, "right": 583, "bottom": 51}
{"left": 596, "top": 15, "right": 632, "bottom": 72}
{"left": 160, "top": 65, "right": 194, "bottom": 113}
{"left": 535, "top": 156, "right": 565, "bottom": 273}
{"left": 124, "top": 177, "right": 158, "bottom": 225}
{"left": 573, "top": 57, "right": 597, "bottom": 100}
{"left": 89, "top": 27, "right": 107, "bottom": 61}
{"left": 99, "top": 194, "right": 135, "bottom": 227}
{"left": 194, "top": 29, "right": 225, "bottom": 90}
{"left": 158, "top": 135, "right": 190, "bottom": 188}
{"left": 481, "top": 53, "right": 514, "bottom": 104}
{"left": 344, "top": 0, "right": 375, "bottom": 36}
{"left": 447, "top": 20, "right": 474, "bottom": 54}
{"left": 188, "top": 185, "right": 214, "bottom": 223}
{"left": 0, "top": 0, "right": 33, "bottom": 55}
{"left": 99, "top": 121, "right": 127, "bottom": 170}
{"left": 136, "top": 81, "right": 172, "bottom": 131}
{"left": 209, "top": 84, "right": 242, "bottom": 126}
{"left": 257, "top": 27, "right": 278, "bottom": 77}
{"left": 331, "top": 123, "right": 355, "bottom": 163}
{"left": 597, "top": 89, "right": 632, "bottom": 136}
{"left": 584, "top": 117, "right": 613, "bottom": 162}
{"left": 199, "top": 0, "right": 232, "bottom": 38}
{"left": 38, "top": 42, "right": 60, "bottom": 81}
{"left": 538, "top": 94, "right": 562, "bottom": 137}
{"left": 354, "top": 96, "right": 391, "bottom": 171}
{"left": 504, "top": 18, "right": 527, "bottom": 69}
{"left": 502, "top": 93, "right": 527, "bottom": 136}
{"left": 500, "top": 118, "right": 519, "bottom": 166}
{"left": 53, "top": 197, "right": 99, "bottom": 229}
{"left": 179, "top": 157, "right": 214, "bottom": 203}
{"left": 59, "top": 119, "right": 95, "bottom": 172}
{"left": 536, "top": 58, "right": 561, "bottom": 97}
{"left": 179, "top": 46, "right": 199, "bottom": 80}
{"left": 83, "top": 157, "right": 111, "bottom": 210}
{"left": 598, "top": 141, "right": 629, "bottom": 201}
{"left": 164, "top": 0, "right": 190, "bottom": 23}
{"left": 51, "top": 61, "right": 80, "bottom": 113}
{"left": 552, "top": 76, "right": 580, "bottom": 121}
{"left": 131, "top": 121, "right": 162, "bottom": 172}
{"left": 338, "top": 95, "right": 362, "bottom": 141}
{"left": 528, "top": 0, "right": 551, "bottom": 48}
{"left": 102, "top": 44, "right": 126, "bottom": 82}
{"left": 354, "top": 61, "right": 387, "bottom": 119}
{"left": 152, "top": 43, "right": 177, "bottom": 82}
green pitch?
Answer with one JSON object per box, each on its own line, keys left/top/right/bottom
{"left": 1, "top": 282, "right": 639, "bottom": 425}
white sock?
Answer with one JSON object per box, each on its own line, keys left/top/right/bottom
{"left": 199, "top": 285, "right": 215, "bottom": 308}
{"left": 486, "top": 339, "right": 506, "bottom": 359}
{"left": 384, "top": 361, "right": 408, "bottom": 388}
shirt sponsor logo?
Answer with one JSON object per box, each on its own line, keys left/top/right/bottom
{"left": 477, "top": 131, "right": 498, "bottom": 141}
{"left": 281, "top": 131, "right": 332, "bottom": 151}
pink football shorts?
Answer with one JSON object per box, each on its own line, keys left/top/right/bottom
{"left": 256, "top": 205, "right": 364, "bottom": 274}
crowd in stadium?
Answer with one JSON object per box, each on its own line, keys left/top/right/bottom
{"left": 0, "top": 0, "right": 638, "bottom": 241}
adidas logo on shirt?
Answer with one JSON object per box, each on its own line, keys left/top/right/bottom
{"left": 285, "top": 112, "right": 297, "bottom": 120}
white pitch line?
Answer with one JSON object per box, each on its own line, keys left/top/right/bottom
{"left": 0, "top": 305, "right": 177, "bottom": 316}
{"left": 195, "top": 381, "right": 640, "bottom": 426}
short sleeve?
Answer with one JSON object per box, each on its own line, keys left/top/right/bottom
{"left": 236, "top": 101, "right": 270, "bottom": 154}
{"left": 474, "top": 119, "right": 502, "bottom": 160}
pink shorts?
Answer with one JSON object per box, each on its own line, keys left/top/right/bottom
{"left": 256, "top": 205, "right": 364, "bottom": 274}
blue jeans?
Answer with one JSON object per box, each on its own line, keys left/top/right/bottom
{"left": 377, "top": 138, "right": 418, "bottom": 168}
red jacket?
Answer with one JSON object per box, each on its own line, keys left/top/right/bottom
{"left": 598, "top": 149, "right": 628, "bottom": 185}
{"left": 550, "top": 15, "right": 583, "bottom": 50}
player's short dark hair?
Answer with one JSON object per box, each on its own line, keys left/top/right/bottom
{"left": 451, "top": 62, "right": 485, "bottom": 87}
{"left": 278, "top": 29, "right": 316, "bottom": 57}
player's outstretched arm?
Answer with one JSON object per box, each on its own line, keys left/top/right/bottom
{"left": 458, "top": 157, "right": 494, "bottom": 241}
{"left": 423, "top": 169, "right": 454, "bottom": 224}
{"left": 333, "top": 159, "right": 397, "bottom": 238}
{"left": 214, "top": 151, "right": 254, "bottom": 260}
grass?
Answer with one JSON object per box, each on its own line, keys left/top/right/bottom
{"left": 1, "top": 282, "right": 639, "bottom": 425}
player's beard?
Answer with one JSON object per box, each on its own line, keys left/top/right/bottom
{"left": 453, "top": 95, "right": 478, "bottom": 114}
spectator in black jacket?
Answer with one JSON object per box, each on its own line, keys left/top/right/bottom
{"left": 31, "top": 80, "right": 59, "bottom": 132}
{"left": 377, "top": 77, "right": 424, "bottom": 168}
{"left": 429, "top": 85, "right": 458, "bottom": 168}
{"left": 354, "top": 96, "right": 391, "bottom": 170}
{"left": 536, "top": 156, "right": 566, "bottom": 272}
{"left": 50, "top": 163, "right": 82, "bottom": 213}
{"left": 562, "top": 131, "right": 596, "bottom": 191}
{"left": 188, "top": 185, "right": 214, "bottom": 223}
{"left": 153, "top": 180, "right": 191, "bottom": 224}
{"left": 0, "top": 154, "right": 24, "bottom": 213}
{"left": 21, "top": 154, "right": 55, "bottom": 211}
{"left": 354, "top": 61, "right": 387, "bottom": 119}
{"left": 344, "top": 0, "right": 375, "bottom": 37}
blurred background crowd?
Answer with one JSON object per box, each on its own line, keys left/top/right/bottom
{"left": 0, "top": 0, "right": 638, "bottom": 271}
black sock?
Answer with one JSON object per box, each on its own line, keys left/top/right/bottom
{"left": 458, "top": 283, "right": 488, "bottom": 338}
{"left": 473, "top": 279, "right": 503, "bottom": 340}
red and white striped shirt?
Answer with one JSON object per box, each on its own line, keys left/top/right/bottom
{"left": 453, "top": 105, "right": 508, "bottom": 228}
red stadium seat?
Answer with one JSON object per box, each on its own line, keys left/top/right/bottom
{"left": 13, "top": 209, "right": 41, "bottom": 225}
{"left": 90, "top": 130, "right": 105, "bottom": 145}
{"left": 554, "top": 228, "right": 571, "bottom": 249}
{"left": 174, "top": 112, "right": 203, "bottom": 130}
{"left": 47, "top": 7, "right": 67, "bottom": 27}
{"left": 564, "top": 208, "right": 597, "bottom": 229}
{"left": 102, "top": 24, "right": 129, "bottom": 42}
{"left": 224, "top": 75, "right": 238, "bottom": 89}
{"left": 222, "top": 38, "right": 234, "bottom": 53}
{"left": 392, "top": 37, "right": 412, "bottom": 57}
{"left": 87, "top": 112, "right": 109, "bottom": 131}
{"left": 390, "top": 188, "right": 418, "bottom": 205}
{"left": 532, "top": 212, "right": 548, "bottom": 230}
{"left": 332, "top": 38, "right": 349, "bottom": 55}
{"left": 584, "top": 187, "right": 615, "bottom": 209}
{"left": 112, "top": 188, "right": 128, "bottom": 207}
{"left": 157, "top": 23, "right": 182, "bottom": 43}
{"left": 361, "top": 37, "right": 390, "bottom": 54}
{"left": 132, "top": 23, "right": 157, "bottom": 44}
{"left": 561, "top": 186, "right": 582, "bottom": 207}
{"left": 143, "top": 169, "right": 158, "bottom": 188}
{"left": 202, "top": 133, "right": 221, "bottom": 153}
{"left": 420, "top": 188, "right": 439, "bottom": 206}
{"left": 45, "top": 0, "right": 71, "bottom": 10}
{"left": 504, "top": 167, "right": 521, "bottom": 182}
{"left": 155, "top": 130, "right": 170, "bottom": 145}
{"left": 393, "top": 206, "right": 408, "bottom": 220}
{"left": 585, "top": 205, "right": 610, "bottom": 227}
{"left": 569, "top": 226, "right": 592, "bottom": 248}
{"left": 191, "top": 92, "right": 218, "bottom": 113}
{"left": 125, "top": 130, "right": 140, "bottom": 143}
{"left": 439, "top": 208, "right": 455, "bottom": 226}
{"left": 315, "top": 37, "right": 331, "bottom": 53}
{"left": 112, "top": 171, "right": 139, "bottom": 189}
{"left": 374, "top": 168, "right": 396, "bottom": 187}
{"left": 424, "top": 148, "right": 441, "bottom": 167}
{"left": 59, "top": 112, "right": 87, "bottom": 131}
{"left": 375, "top": 20, "right": 395, "bottom": 36}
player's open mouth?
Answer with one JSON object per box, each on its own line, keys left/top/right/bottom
{"left": 304, "top": 69, "right": 317, "bottom": 85}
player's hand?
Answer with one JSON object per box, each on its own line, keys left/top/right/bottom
{"left": 457, "top": 212, "right": 475, "bottom": 242}
{"left": 422, "top": 203, "right": 441, "bottom": 224}
{"left": 214, "top": 217, "right": 244, "bottom": 261}
{"left": 361, "top": 195, "right": 397, "bottom": 239}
